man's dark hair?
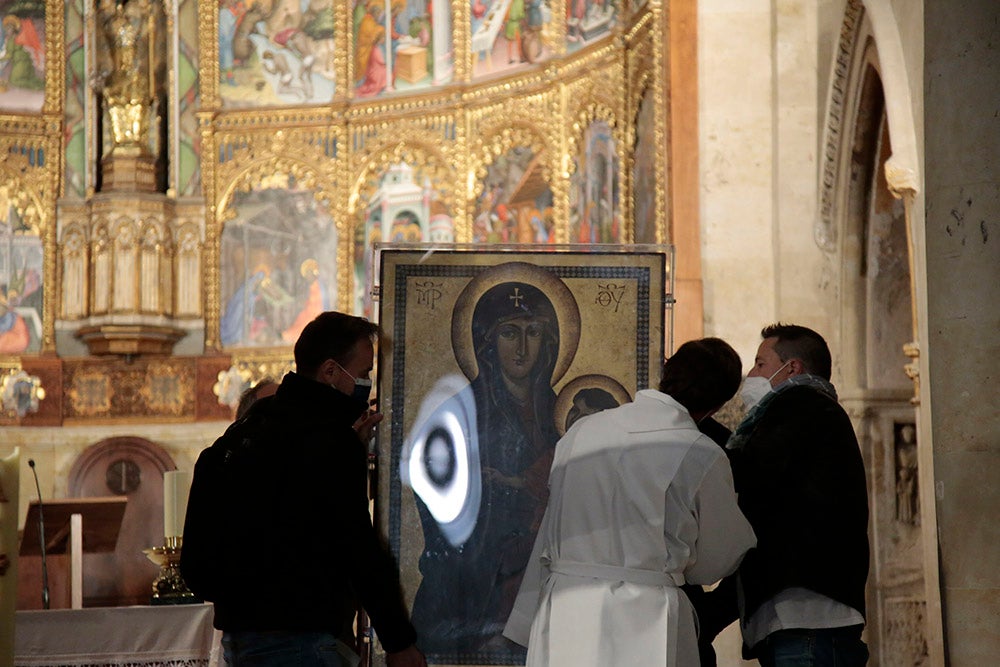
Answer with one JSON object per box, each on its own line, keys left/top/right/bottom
{"left": 659, "top": 337, "right": 742, "bottom": 414}
{"left": 761, "top": 323, "right": 832, "bottom": 380}
{"left": 575, "top": 387, "right": 620, "bottom": 412}
{"left": 293, "top": 311, "right": 380, "bottom": 378}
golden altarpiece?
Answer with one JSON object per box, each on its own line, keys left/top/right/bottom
{"left": 0, "top": 0, "right": 673, "bottom": 426}
{"left": 0, "top": 0, "right": 679, "bottom": 618}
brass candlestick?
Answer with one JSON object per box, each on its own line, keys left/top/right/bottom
{"left": 143, "top": 536, "right": 198, "bottom": 605}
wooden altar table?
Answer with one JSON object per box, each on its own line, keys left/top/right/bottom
{"left": 14, "top": 603, "right": 221, "bottom": 667}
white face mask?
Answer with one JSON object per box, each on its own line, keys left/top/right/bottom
{"left": 739, "top": 361, "right": 791, "bottom": 409}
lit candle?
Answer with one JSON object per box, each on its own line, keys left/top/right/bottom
{"left": 163, "top": 470, "right": 192, "bottom": 539}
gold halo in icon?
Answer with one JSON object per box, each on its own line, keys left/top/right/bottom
{"left": 451, "top": 261, "right": 581, "bottom": 384}
{"left": 553, "top": 374, "right": 633, "bottom": 436}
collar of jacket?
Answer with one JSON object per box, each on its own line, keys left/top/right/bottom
{"left": 273, "top": 371, "right": 367, "bottom": 427}
{"left": 727, "top": 374, "right": 838, "bottom": 450}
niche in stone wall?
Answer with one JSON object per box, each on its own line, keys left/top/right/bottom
{"left": 66, "top": 437, "right": 175, "bottom": 607}
{"left": 893, "top": 422, "right": 918, "bottom": 526}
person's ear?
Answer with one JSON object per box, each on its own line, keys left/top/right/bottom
{"left": 318, "top": 358, "right": 339, "bottom": 384}
{"left": 787, "top": 358, "right": 803, "bottom": 376}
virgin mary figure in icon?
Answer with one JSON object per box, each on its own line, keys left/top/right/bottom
{"left": 406, "top": 263, "right": 580, "bottom": 659}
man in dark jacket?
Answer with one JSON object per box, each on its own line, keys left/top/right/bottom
{"left": 723, "top": 323, "right": 870, "bottom": 666}
{"left": 683, "top": 415, "right": 735, "bottom": 667}
{"left": 181, "top": 311, "right": 425, "bottom": 667}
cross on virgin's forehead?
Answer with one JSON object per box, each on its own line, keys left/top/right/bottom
{"left": 509, "top": 287, "right": 524, "bottom": 308}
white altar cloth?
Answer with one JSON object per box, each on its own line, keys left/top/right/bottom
{"left": 14, "top": 603, "right": 221, "bottom": 667}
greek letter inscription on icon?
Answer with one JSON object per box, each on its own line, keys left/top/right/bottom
{"left": 415, "top": 280, "right": 444, "bottom": 310}
{"left": 595, "top": 283, "right": 626, "bottom": 312}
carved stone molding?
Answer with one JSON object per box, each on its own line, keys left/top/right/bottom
{"left": 883, "top": 597, "right": 930, "bottom": 666}
{"left": 817, "top": 0, "right": 865, "bottom": 251}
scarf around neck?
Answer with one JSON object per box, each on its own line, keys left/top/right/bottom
{"left": 726, "top": 374, "right": 838, "bottom": 451}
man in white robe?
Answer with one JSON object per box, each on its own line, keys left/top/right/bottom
{"left": 503, "top": 337, "right": 757, "bottom": 666}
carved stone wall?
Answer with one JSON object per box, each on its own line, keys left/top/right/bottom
{"left": 826, "top": 3, "right": 935, "bottom": 664}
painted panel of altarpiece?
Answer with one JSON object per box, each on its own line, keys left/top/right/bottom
{"left": 471, "top": 146, "right": 554, "bottom": 244}
{"left": 470, "top": 0, "right": 553, "bottom": 79}
{"left": 569, "top": 119, "right": 621, "bottom": 244}
{"left": 354, "top": 161, "right": 456, "bottom": 319}
{"left": 219, "top": 180, "right": 337, "bottom": 349}
{"left": 0, "top": 0, "right": 46, "bottom": 112}
{"left": 353, "top": 0, "right": 454, "bottom": 98}
{"left": 0, "top": 198, "right": 42, "bottom": 354}
{"left": 218, "top": 0, "right": 336, "bottom": 108}
{"left": 377, "top": 247, "right": 668, "bottom": 665}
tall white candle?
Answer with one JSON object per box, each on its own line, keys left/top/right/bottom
{"left": 0, "top": 448, "right": 20, "bottom": 641}
{"left": 163, "top": 470, "right": 192, "bottom": 538}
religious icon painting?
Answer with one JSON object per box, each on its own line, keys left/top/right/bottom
{"left": 471, "top": 0, "right": 554, "bottom": 79}
{"left": 569, "top": 119, "right": 621, "bottom": 244}
{"left": 471, "top": 146, "right": 554, "bottom": 244}
{"left": 218, "top": 177, "right": 337, "bottom": 349}
{"left": 0, "top": 1, "right": 46, "bottom": 113}
{"left": 376, "top": 247, "right": 670, "bottom": 665}
{"left": 218, "top": 0, "right": 335, "bottom": 108}
{"left": 353, "top": 0, "right": 454, "bottom": 99}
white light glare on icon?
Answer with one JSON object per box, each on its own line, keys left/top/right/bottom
{"left": 400, "top": 374, "right": 481, "bottom": 547}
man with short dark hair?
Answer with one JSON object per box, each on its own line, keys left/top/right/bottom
{"left": 182, "top": 311, "right": 425, "bottom": 667}
{"left": 725, "top": 323, "right": 870, "bottom": 666}
{"left": 503, "top": 337, "right": 756, "bottom": 666}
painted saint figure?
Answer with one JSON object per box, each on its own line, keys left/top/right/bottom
{"left": 0, "top": 15, "right": 44, "bottom": 91}
{"left": 354, "top": 0, "right": 388, "bottom": 96}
